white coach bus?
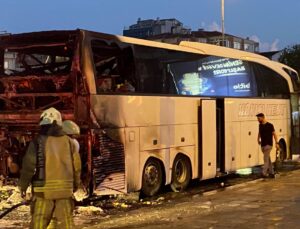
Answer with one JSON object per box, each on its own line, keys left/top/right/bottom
{"left": 0, "top": 30, "right": 299, "bottom": 196}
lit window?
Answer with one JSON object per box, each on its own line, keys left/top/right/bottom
{"left": 244, "top": 44, "right": 254, "bottom": 52}
{"left": 234, "top": 42, "right": 241, "bottom": 49}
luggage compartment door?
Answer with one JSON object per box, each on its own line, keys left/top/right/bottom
{"left": 199, "top": 99, "right": 217, "bottom": 180}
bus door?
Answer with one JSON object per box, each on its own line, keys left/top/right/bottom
{"left": 199, "top": 99, "right": 217, "bottom": 180}
{"left": 216, "top": 99, "right": 225, "bottom": 173}
{"left": 290, "top": 93, "right": 300, "bottom": 155}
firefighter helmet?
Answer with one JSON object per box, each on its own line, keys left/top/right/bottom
{"left": 39, "top": 107, "right": 62, "bottom": 126}
{"left": 62, "top": 120, "right": 80, "bottom": 135}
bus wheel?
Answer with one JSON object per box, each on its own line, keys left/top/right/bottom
{"left": 170, "top": 154, "right": 191, "bottom": 192}
{"left": 278, "top": 140, "right": 287, "bottom": 162}
{"left": 141, "top": 158, "right": 164, "bottom": 197}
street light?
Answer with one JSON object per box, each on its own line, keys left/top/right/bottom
{"left": 221, "top": 0, "right": 225, "bottom": 46}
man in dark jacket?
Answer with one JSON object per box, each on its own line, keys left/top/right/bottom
{"left": 18, "top": 107, "right": 81, "bottom": 229}
{"left": 256, "top": 113, "right": 279, "bottom": 178}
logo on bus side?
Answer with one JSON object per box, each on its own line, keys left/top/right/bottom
{"left": 238, "top": 103, "right": 286, "bottom": 117}
{"left": 233, "top": 82, "right": 251, "bottom": 91}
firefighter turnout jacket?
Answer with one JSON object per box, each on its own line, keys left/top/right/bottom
{"left": 18, "top": 124, "right": 81, "bottom": 199}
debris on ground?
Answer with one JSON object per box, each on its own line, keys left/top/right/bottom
{"left": 0, "top": 184, "right": 21, "bottom": 211}
{"left": 156, "top": 197, "right": 165, "bottom": 202}
{"left": 76, "top": 206, "right": 104, "bottom": 216}
{"left": 0, "top": 181, "right": 30, "bottom": 228}
{"left": 112, "top": 202, "right": 131, "bottom": 208}
{"left": 116, "top": 192, "right": 140, "bottom": 202}
{"left": 74, "top": 188, "right": 89, "bottom": 202}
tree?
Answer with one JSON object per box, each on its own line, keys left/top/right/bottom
{"left": 279, "top": 44, "right": 300, "bottom": 74}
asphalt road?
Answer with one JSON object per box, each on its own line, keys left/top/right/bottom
{"left": 85, "top": 161, "right": 300, "bottom": 229}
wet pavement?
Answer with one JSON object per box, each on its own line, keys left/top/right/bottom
{"left": 87, "top": 166, "right": 300, "bottom": 228}
{"left": 1, "top": 161, "right": 300, "bottom": 228}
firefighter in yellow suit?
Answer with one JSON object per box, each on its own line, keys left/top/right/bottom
{"left": 18, "top": 107, "right": 82, "bottom": 229}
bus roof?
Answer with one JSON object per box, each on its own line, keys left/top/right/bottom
{"left": 84, "top": 30, "right": 206, "bottom": 55}
{"left": 272, "top": 61, "right": 298, "bottom": 74}
{"left": 179, "top": 41, "right": 270, "bottom": 61}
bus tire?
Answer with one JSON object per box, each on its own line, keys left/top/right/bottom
{"left": 278, "top": 140, "right": 287, "bottom": 161}
{"left": 170, "top": 154, "right": 191, "bottom": 192}
{"left": 141, "top": 158, "right": 164, "bottom": 197}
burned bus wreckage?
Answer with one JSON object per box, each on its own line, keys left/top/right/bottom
{"left": 0, "top": 30, "right": 87, "bottom": 183}
{"left": 0, "top": 30, "right": 126, "bottom": 195}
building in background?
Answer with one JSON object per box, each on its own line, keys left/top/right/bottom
{"left": 124, "top": 18, "right": 259, "bottom": 53}
{"left": 123, "top": 18, "right": 191, "bottom": 39}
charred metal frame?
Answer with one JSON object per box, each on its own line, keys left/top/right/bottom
{"left": 0, "top": 30, "right": 129, "bottom": 195}
{"left": 0, "top": 30, "right": 94, "bottom": 191}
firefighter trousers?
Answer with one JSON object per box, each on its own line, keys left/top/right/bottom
{"left": 30, "top": 197, "right": 74, "bottom": 229}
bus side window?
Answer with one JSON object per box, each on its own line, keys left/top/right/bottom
{"left": 91, "top": 39, "right": 136, "bottom": 93}
{"left": 252, "top": 63, "right": 290, "bottom": 99}
{"left": 133, "top": 45, "right": 199, "bottom": 95}
{"left": 134, "top": 58, "right": 164, "bottom": 93}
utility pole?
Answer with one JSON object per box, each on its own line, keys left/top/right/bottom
{"left": 221, "top": 0, "right": 225, "bottom": 46}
